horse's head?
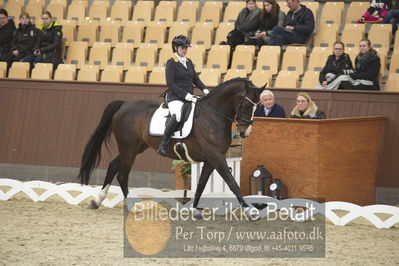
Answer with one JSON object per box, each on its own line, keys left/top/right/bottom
{"left": 235, "top": 80, "right": 265, "bottom": 138}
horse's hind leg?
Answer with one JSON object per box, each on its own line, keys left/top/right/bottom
{"left": 193, "top": 161, "right": 214, "bottom": 209}
{"left": 89, "top": 156, "right": 120, "bottom": 209}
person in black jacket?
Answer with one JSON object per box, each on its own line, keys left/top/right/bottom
{"left": 254, "top": 90, "right": 286, "bottom": 118}
{"left": 322, "top": 39, "right": 381, "bottom": 91}
{"left": 0, "top": 9, "right": 16, "bottom": 60}
{"left": 34, "top": 11, "right": 63, "bottom": 69}
{"left": 318, "top": 41, "right": 353, "bottom": 88}
{"left": 224, "top": 0, "right": 260, "bottom": 50}
{"left": 157, "top": 35, "right": 209, "bottom": 156}
{"left": 269, "top": 0, "right": 314, "bottom": 46}
{"left": 245, "top": 0, "right": 286, "bottom": 47}
{"left": 2, "top": 12, "right": 40, "bottom": 66}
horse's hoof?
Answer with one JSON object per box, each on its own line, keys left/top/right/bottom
{"left": 244, "top": 207, "right": 260, "bottom": 222}
{"left": 88, "top": 200, "right": 99, "bottom": 210}
{"left": 191, "top": 208, "right": 203, "bottom": 220}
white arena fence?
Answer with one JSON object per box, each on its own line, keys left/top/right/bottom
{"left": 0, "top": 178, "right": 398, "bottom": 229}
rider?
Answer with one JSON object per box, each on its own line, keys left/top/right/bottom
{"left": 157, "top": 35, "right": 209, "bottom": 156}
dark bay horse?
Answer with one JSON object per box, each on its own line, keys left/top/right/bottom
{"left": 78, "top": 78, "right": 264, "bottom": 212}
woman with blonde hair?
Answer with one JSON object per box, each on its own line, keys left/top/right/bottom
{"left": 290, "top": 92, "right": 326, "bottom": 119}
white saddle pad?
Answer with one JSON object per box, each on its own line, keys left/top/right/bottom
{"left": 149, "top": 103, "right": 196, "bottom": 139}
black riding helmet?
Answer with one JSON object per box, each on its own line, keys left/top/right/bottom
{"left": 171, "top": 35, "right": 191, "bottom": 53}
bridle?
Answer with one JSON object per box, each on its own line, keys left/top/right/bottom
{"left": 198, "top": 93, "right": 259, "bottom": 128}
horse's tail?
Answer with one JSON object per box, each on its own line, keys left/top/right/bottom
{"left": 78, "top": 100, "right": 125, "bottom": 185}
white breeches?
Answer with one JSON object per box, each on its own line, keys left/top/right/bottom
{"left": 168, "top": 100, "right": 184, "bottom": 122}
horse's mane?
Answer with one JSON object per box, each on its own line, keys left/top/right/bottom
{"left": 205, "top": 77, "right": 254, "bottom": 98}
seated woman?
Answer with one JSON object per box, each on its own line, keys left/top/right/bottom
{"left": 245, "top": 0, "right": 285, "bottom": 47}
{"left": 2, "top": 12, "right": 40, "bottom": 66}
{"left": 317, "top": 41, "right": 353, "bottom": 89}
{"left": 322, "top": 39, "right": 381, "bottom": 91}
{"left": 290, "top": 92, "right": 326, "bottom": 119}
{"left": 254, "top": 89, "right": 286, "bottom": 118}
{"left": 224, "top": 0, "right": 260, "bottom": 50}
{"left": 34, "top": 11, "right": 63, "bottom": 69}
{"left": 358, "top": 0, "right": 392, "bottom": 23}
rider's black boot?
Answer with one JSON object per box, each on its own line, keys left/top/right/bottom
{"left": 157, "top": 115, "right": 179, "bottom": 157}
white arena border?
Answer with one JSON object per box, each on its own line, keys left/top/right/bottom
{"left": 0, "top": 178, "right": 398, "bottom": 229}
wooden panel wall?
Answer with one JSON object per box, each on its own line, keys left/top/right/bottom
{"left": 0, "top": 80, "right": 398, "bottom": 188}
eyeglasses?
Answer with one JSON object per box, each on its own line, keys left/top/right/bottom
{"left": 334, "top": 48, "right": 343, "bottom": 50}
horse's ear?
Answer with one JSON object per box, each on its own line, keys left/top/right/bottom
{"left": 257, "top": 83, "right": 267, "bottom": 94}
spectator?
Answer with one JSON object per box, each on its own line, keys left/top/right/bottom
{"left": 0, "top": 9, "right": 16, "bottom": 60}
{"left": 254, "top": 90, "right": 286, "bottom": 118}
{"left": 269, "top": 0, "right": 314, "bottom": 46}
{"left": 317, "top": 41, "right": 353, "bottom": 89}
{"left": 383, "top": 5, "right": 399, "bottom": 34}
{"left": 223, "top": 0, "right": 260, "bottom": 50}
{"left": 322, "top": 39, "right": 381, "bottom": 91}
{"left": 34, "top": 11, "right": 63, "bottom": 69}
{"left": 245, "top": 0, "right": 286, "bottom": 47}
{"left": 2, "top": 12, "right": 40, "bottom": 67}
{"left": 358, "top": 0, "right": 392, "bottom": 23}
{"left": 290, "top": 92, "right": 326, "bottom": 119}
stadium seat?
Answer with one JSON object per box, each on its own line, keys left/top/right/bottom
{"left": 224, "top": 69, "right": 247, "bottom": 81}
{"left": 5, "top": 1, "right": 22, "bottom": 20}
{"left": 314, "top": 24, "right": 338, "bottom": 48}
{"left": 110, "top": 1, "right": 131, "bottom": 22}
{"left": 54, "top": 69, "right": 75, "bottom": 80}
{"left": 199, "top": 68, "right": 221, "bottom": 87}
{"left": 66, "top": 41, "right": 89, "bottom": 68}
{"left": 389, "top": 53, "right": 399, "bottom": 74}
{"left": 281, "top": 48, "right": 305, "bottom": 75}
{"left": 88, "top": 42, "right": 110, "bottom": 69}
{"left": 47, "top": 3, "right": 65, "bottom": 21}
{"left": 214, "top": 22, "right": 235, "bottom": 45}
{"left": 59, "top": 20, "right": 76, "bottom": 45}
{"left": 8, "top": 66, "right": 29, "bottom": 79}
{"left": 34, "top": 63, "right": 54, "bottom": 75}
{"left": 384, "top": 73, "right": 399, "bottom": 92}
{"left": 206, "top": 49, "right": 229, "bottom": 74}
{"left": 235, "top": 45, "right": 256, "bottom": 58}
{"left": 0, "top": 62, "right": 7, "bottom": 78}
{"left": 180, "top": 0, "right": 200, "bottom": 9}
{"left": 275, "top": 71, "right": 299, "bottom": 88}
{"left": 186, "top": 46, "right": 204, "bottom": 72}
{"left": 320, "top": 6, "right": 342, "bottom": 25}
{"left": 125, "top": 66, "right": 147, "bottom": 83}
{"left": 149, "top": 67, "right": 166, "bottom": 84}
{"left": 144, "top": 21, "right": 167, "bottom": 48}
{"left": 99, "top": 21, "right": 120, "bottom": 47}
{"left": 134, "top": 43, "right": 157, "bottom": 71}
{"left": 122, "top": 21, "right": 144, "bottom": 48}
{"left": 25, "top": 2, "right": 43, "bottom": 23}
{"left": 191, "top": 23, "right": 213, "bottom": 49}
{"left": 249, "top": 69, "right": 272, "bottom": 88}
{"left": 200, "top": 5, "right": 221, "bottom": 28}
{"left": 111, "top": 42, "right": 134, "bottom": 70}
{"left": 154, "top": 5, "right": 175, "bottom": 27}
{"left": 256, "top": 49, "right": 279, "bottom": 75}
{"left": 132, "top": 1, "right": 153, "bottom": 26}
{"left": 345, "top": 47, "right": 359, "bottom": 67}
{"left": 77, "top": 20, "right": 98, "bottom": 46}
{"left": 101, "top": 65, "right": 123, "bottom": 82}
{"left": 31, "top": 67, "right": 52, "bottom": 80}
{"left": 77, "top": 65, "right": 99, "bottom": 81}
{"left": 11, "top": 62, "right": 30, "bottom": 71}
{"left": 66, "top": 3, "right": 86, "bottom": 21}
{"left": 341, "top": 28, "right": 364, "bottom": 48}
{"left": 158, "top": 0, "right": 177, "bottom": 14}
{"left": 369, "top": 25, "right": 392, "bottom": 49}
{"left": 89, "top": 4, "right": 107, "bottom": 21}
{"left": 223, "top": 5, "right": 242, "bottom": 23}
{"left": 168, "top": 22, "right": 190, "bottom": 43}
{"left": 301, "top": 71, "right": 320, "bottom": 89}
{"left": 231, "top": 50, "right": 253, "bottom": 74}
{"left": 158, "top": 44, "right": 174, "bottom": 67}
{"left": 307, "top": 47, "right": 330, "bottom": 72}
{"left": 177, "top": 5, "right": 197, "bottom": 27}
{"left": 346, "top": 2, "right": 368, "bottom": 24}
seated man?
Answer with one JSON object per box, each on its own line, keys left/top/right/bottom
{"left": 269, "top": 0, "right": 314, "bottom": 46}
{"left": 254, "top": 90, "right": 286, "bottom": 118}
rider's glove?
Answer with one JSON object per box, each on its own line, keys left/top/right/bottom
{"left": 185, "top": 93, "right": 197, "bottom": 103}
{"left": 203, "top": 89, "right": 210, "bottom": 95}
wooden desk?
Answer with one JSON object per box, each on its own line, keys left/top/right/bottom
{"left": 241, "top": 117, "right": 385, "bottom": 205}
